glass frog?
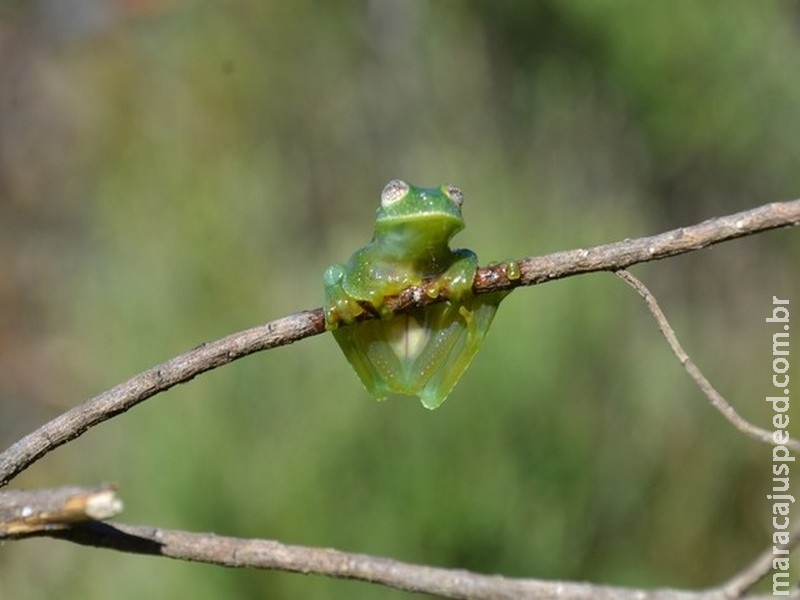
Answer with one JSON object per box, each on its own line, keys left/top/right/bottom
{"left": 323, "top": 180, "right": 506, "bottom": 409}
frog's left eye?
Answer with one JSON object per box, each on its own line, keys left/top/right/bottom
{"left": 381, "top": 180, "right": 409, "bottom": 207}
{"left": 443, "top": 184, "right": 464, "bottom": 207}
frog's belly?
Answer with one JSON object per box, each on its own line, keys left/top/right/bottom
{"left": 331, "top": 298, "right": 500, "bottom": 409}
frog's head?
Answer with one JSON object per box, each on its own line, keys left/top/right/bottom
{"left": 374, "top": 180, "right": 466, "bottom": 251}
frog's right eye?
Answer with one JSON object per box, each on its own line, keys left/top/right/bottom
{"left": 380, "top": 180, "right": 409, "bottom": 207}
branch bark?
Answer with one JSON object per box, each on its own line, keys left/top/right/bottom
{"left": 1, "top": 199, "right": 797, "bottom": 488}
{"left": 10, "top": 520, "right": 777, "bottom": 600}
{"left": 0, "top": 485, "right": 122, "bottom": 535}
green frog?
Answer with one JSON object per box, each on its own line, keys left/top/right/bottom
{"left": 323, "top": 180, "right": 505, "bottom": 409}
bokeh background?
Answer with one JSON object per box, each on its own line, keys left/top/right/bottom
{"left": 1, "top": 1, "right": 798, "bottom": 598}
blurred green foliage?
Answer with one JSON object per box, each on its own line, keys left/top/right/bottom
{"left": 1, "top": 1, "right": 798, "bottom": 598}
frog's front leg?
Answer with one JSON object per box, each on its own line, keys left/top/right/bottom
{"left": 427, "top": 249, "right": 479, "bottom": 302}
{"left": 323, "top": 263, "right": 367, "bottom": 329}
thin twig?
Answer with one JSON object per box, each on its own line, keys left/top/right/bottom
{"left": 715, "top": 524, "right": 800, "bottom": 597}
{"left": 615, "top": 269, "right": 800, "bottom": 454}
{"left": 14, "top": 520, "right": 737, "bottom": 600}
{"left": 0, "top": 199, "right": 797, "bottom": 487}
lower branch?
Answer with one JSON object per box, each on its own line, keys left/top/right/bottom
{"left": 19, "top": 520, "right": 748, "bottom": 600}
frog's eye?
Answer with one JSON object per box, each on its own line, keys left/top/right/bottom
{"left": 443, "top": 184, "right": 464, "bottom": 207}
{"left": 381, "top": 180, "right": 410, "bottom": 207}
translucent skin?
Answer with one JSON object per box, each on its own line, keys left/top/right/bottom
{"left": 323, "top": 180, "right": 505, "bottom": 409}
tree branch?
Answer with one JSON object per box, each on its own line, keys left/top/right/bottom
{"left": 3, "top": 486, "right": 796, "bottom": 599}
{"left": 6, "top": 520, "right": 769, "bottom": 600}
{"left": 471, "top": 199, "right": 800, "bottom": 296}
{"left": 0, "top": 309, "right": 324, "bottom": 488}
{"left": 615, "top": 269, "right": 800, "bottom": 453}
{"left": 0, "top": 199, "right": 797, "bottom": 487}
